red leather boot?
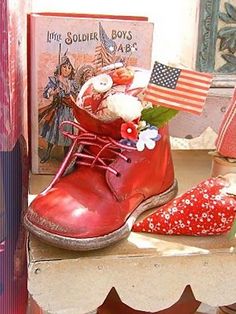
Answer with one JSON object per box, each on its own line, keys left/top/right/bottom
{"left": 25, "top": 68, "right": 178, "bottom": 251}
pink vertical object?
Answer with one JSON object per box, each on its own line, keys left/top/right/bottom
{"left": 216, "top": 87, "right": 236, "bottom": 158}
{"left": 0, "top": 0, "right": 28, "bottom": 152}
{"left": 0, "top": 0, "right": 29, "bottom": 313}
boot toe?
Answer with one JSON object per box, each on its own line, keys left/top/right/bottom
{"left": 26, "top": 187, "right": 121, "bottom": 240}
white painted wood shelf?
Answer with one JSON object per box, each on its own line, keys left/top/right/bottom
{"left": 27, "top": 151, "right": 236, "bottom": 314}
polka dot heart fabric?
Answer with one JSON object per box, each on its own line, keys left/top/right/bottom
{"left": 133, "top": 177, "right": 236, "bottom": 236}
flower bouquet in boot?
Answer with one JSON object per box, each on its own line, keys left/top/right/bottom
{"left": 133, "top": 174, "right": 236, "bottom": 236}
{"left": 24, "top": 61, "right": 212, "bottom": 250}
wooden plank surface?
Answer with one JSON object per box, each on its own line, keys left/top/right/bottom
{"left": 27, "top": 150, "right": 236, "bottom": 313}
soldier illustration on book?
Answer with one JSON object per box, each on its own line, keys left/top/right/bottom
{"left": 39, "top": 49, "right": 79, "bottom": 163}
{"left": 76, "top": 64, "right": 96, "bottom": 91}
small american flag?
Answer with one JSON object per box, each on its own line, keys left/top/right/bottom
{"left": 99, "top": 22, "right": 117, "bottom": 53}
{"left": 93, "top": 23, "right": 117, "bottom": 71}
{"left": 144, "top": 62, "right": 213, "bottom": 115}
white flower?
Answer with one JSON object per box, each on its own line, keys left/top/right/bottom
{"left": 106, "top": 93, "right": 143, "bottom": 122}
{"left": 136, "top": 128, "right": 159, "bottom": 151}
{"left": 149, "top": 222, "right": 154, "bottom": 229}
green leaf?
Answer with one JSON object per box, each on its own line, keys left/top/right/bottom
{"left": 222, "top": 53, "right": 236, "bottom": 64}
{"left": 218, "top": 34, "right": 236, "bottom": 53}
{"left": 225, "top": 2, "right": 236, "bottom": 21}
{"left": 228, "top": 219, "right": 236, "bottom": 239}
{"left": 217, "top": 62, "right": 236, "bottom": 73}
{"left": 218, "top": 26, "right": 236, "bottom": 37}
{"left": 219, "top": 37, "right": 231, "bottom": 51}
{"left": 229, "top": 38, "right": 236, "bottom": 53}
{"left": 141, "top": 106, "right": 179, "bottom": 128}
{"left": 219, "top": 12, "right": 236, "bottom": 23}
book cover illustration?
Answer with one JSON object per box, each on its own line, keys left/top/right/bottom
{"left": 30, "top": 14, "right": 154, "bottom": 174}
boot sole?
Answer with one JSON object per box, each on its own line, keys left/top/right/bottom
{"left": 24, "top": 179, "right": 178, "bottom": 251}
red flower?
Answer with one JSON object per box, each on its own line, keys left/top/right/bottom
{"left": 121, "top": 122, "right": 138, "bottom": 140}
{"left": 111, "top": 67, "right": 134, "bottom": 85}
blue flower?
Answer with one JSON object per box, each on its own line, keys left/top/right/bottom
{"left": 119, "top": 138, "right": 137, "bottom": 148}
{"left": 136, "top": 126, "right": 161, "bottom": 151}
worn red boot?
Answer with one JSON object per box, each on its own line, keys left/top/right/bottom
{"left": 24, "top": 67, "right": 178, "bottom": 250}
{"left": 133, "top": 174, "right": 236, "bottom": 236}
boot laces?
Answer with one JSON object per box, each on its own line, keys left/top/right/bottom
{"left": 48, "top": 120, "right": 136, "bottom": 189}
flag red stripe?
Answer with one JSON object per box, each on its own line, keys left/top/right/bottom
{"left": 94, "top": 44, "right": 113, "bottom": 69}
{"left": 177, "top": 80, "right": 210, "bottom": 91}
{"left": 147, "top": 85, "right": 207, "bottom": 102}
{"left": 180, "top": 73, "right": 212, "bottom": 85}
{"left": 147, "top": 84, "right": 208, "bottom": 97}
{"left": 180, "top": 67, "right": 213, "bottom": 78}
{"left": 145, "top": 91, "right": 204, "bottom": 109}
{"left": 145, "top": 99, "right": 202, "bottom": 115}
{"left": 171, "top": 86, "right": 208, "bottom": 97}
{"left": 100, "top": 46, "right": 113, "bottom": 64}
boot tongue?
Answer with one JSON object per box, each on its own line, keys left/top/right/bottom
{"left": 73, "top": 105, "right": 123, "bottom": 139}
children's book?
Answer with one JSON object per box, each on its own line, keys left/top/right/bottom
{"left": 29, "top": 13, "right": 154, "bottom": 174}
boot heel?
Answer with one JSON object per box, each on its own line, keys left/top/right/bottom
{"left": 139, "top": 179, "right": 178, "bottom": 213}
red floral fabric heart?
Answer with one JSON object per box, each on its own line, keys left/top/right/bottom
{"left": 133, "top": 177, "right": 236, "bottom": 236}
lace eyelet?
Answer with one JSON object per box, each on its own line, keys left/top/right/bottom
{"left": 126, "top": 158, "right": 132, "bottom": 163}
{"left": 116, "top": 172, "right": 121, "bottom": 177}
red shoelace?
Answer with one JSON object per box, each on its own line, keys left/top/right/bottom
{"left": 46, "top": 120, "right": 136, "bottom": 190}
